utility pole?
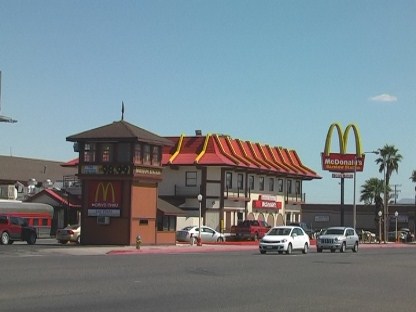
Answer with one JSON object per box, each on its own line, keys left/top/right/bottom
{"left": 391, "top": 184, "right": 401, "bottom": 204}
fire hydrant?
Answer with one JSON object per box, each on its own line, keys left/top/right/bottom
{"left": 136, "top": 235, "right": 142, "bottom": 249}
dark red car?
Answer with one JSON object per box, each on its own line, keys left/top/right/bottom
{"left": 0, "top": 215, "right": 37, "bottom": 245}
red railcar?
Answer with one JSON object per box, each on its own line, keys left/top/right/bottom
{"left": 0, "top": 200, "right": 54, "bottom": 237}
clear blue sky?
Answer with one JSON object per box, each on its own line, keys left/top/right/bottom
{"left": 1, "top": 1, "right": 415, "bottom": 204}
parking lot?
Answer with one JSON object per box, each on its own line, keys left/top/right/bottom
{"left": 1, "top": 241, "right": 416, "bottom": 312}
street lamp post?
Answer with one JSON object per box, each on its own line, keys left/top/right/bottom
{"left": 395, "top": 211, "right": 398, "bottom": 243}
{"left": 353, "top": 154, "right": 357, "bottom": 230}
{"left": 378, "top": 210, "right": 382, "bottom": 244}
{"left": 383, "top": 155, "right": 388, "bottom": 244}
{"left": 197, "top": 194, "right": 203, "bottom": 246}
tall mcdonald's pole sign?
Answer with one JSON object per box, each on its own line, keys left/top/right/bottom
{"left": 322, "top": 123, "right": 365, "bottom": 172}
{"left": 321, "top": 123, "right": 365, "bottom": 226}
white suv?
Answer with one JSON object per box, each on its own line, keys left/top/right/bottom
{"left": 316, "top": 227, "right": 359, "bottom": 253}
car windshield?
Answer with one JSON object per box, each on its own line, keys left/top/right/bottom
{"left": 181, "top": 226, "right": 194, "bottom": 231}
{"left": 325, "top": 229, "right": 345, "bottom": 235}
{"left": 268, "top": 228, "right": 291, "bottom": 236}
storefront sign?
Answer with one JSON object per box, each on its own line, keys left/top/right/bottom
{"left": 252, "top": 199, "right": 282, "bottom": 210}
{"left": 88, "top": 181, "right": 121, "bottom": 217}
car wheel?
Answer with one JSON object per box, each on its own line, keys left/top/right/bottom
{"left": 340, "top": 242, "right": 346, "bottom": 253}
{"left": 27, "top": 233, "right": 37, "bottom": 245}
{"left": 286, "top": 243, "right": 292, "bottom": 255}
{"left": 260, "top": 250, "right": 266, "bottom": 254}
{"left": 1, "top": 232, "right": 10, "bottom": 245}
{"left": 302, "top": 243, "right": 308, "bottom": 254}
{"left": 317, "top": 247, "right": 323, "bottom": 253}
{"left": 353, "top": 242, "right": 359, "bottom": 253}
{"left": 216, "top": 237, "right": 224, "bottom": 243}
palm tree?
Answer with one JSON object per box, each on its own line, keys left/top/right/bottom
{"left": 360, "top": 178, "right": 385, "bottom": 207}
{"left": 360, "top": 178, "right": 391, "bottom": 241}
{"left": 410, "top": 170, "right": 416, "bottom": 183}
{"left": 375, "top": 144, "right": 403, "bottom": 187}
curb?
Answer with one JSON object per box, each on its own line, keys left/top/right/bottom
{"left": 106, "top": 241, "right": 414, "bottom": 255}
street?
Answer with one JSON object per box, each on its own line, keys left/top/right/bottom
{"left": 0, "top": 242, "right": 415, "bottom": 312}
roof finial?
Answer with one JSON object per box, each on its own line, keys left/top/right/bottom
{"left": 121, "top": 101, "right": 125, "bottom": 120}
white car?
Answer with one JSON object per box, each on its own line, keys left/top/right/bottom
{"left": 259, "top": 226, "right": 310, "bottom": 255}
{"left": 176, "top": 226, "right": 225, "bottom": 243}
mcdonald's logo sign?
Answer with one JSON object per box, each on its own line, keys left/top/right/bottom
{"left": 95, "top": 182, "right": 115, "bottom": 203}
{"left": 89, "top": 181, "right": 121, "bottom": 212}
{"left": 321, "top": 123, "right": 365, "bottom": 173}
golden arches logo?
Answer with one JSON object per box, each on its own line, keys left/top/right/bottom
{"left": 323, "top": 123, "right": 363, "bottom": 156}
{"left": 95, "top": 182, "right": 115, "bottom": 202}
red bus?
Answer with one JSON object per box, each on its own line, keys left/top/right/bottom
{"left": 0, "top": 200, "right": 54, "bottom": 238}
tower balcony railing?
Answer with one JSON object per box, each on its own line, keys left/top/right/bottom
{"left": 224, "top": 187, "right": 251, "bottom": 202}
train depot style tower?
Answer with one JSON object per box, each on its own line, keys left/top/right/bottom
{"left": 66, "top": 120, "right": 173, "bottom": 245}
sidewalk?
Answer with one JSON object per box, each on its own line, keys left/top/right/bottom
{"left": 39, "top": 240, "right": 415, "bottom": 256}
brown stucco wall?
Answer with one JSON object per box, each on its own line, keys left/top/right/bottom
{"left": 129, "top": 182, "right": 157, "bottom": 245}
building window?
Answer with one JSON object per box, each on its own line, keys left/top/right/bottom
{"left": 101, "top": 143, "right": 113, "bottom": 162}
{"left": 186, "top": 171, "right": 197, "bottom": 187}
{"left": 143, "top": 144, "right": 151, "bottom": 165}
{"left": 237, "top": 174, "right": 244, "bottom": 190}
{"left": 287, "top": 180, "right": 292, "bottom": 194}
{"left": 295, "top": 181, "right": 301, "bottom": 195}
{"left": 151, "top": 146, "right": 161, "bottom": 166}
{"left": 84, "top": 143, "right": 96, "bottom": 163}
{"left": 278, "top": 179, "right": 284, "bottom": 193}
{"left": 134, "top": 144, "right": 142, "bottom": 164}
{"left": 259, "top": 177, "right": 264, "bottom": 191}
{"left": 268, "top": 178, "right": 274, "bottom": 192}
{"left": 117, "top": 143, "right": 131, "bottom": 162}
{"left": 157, "top": 214, "right": 176, "bottom": 231}
{"left": 225, "top": 172, "right": 232, "bottom": 189}
{"left": 248, "top": 175, "right": 254, "bottom": 191}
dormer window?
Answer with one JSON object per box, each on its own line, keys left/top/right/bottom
{"left": 84, "top": 143, "right": 96, "bottom": 163}
{"left": 101, "top": 143, "right": 113, "bottom": 162}
{"left": 143, "top": 144, "right": 151, "bottom": 165}
{"left": 152, "top": 146, "right": 161, "bottom": 166}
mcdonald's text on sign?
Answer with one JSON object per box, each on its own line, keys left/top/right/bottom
{"left": 322, "top": 153, "right": 365, "bottom": 172}
{"left": 252, "top": 199, "right": 282, "bottom": 210}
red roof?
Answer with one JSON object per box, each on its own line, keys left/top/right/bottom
{"left": 163, "top": 134, "right": 320, "bottom": 179}
{"left": 61, "top": 134, "right": 320, "bottom": 179}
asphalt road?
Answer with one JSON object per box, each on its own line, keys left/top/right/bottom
{"left": 0, "top": 243, "right": 415, "bottom": 312}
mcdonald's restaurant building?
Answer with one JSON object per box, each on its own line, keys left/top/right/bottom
{"left": 66, "top": 120, "right": 183, "bottom": 245}
{"left": 65, "top": 119, "right": 321, "bottom": 246}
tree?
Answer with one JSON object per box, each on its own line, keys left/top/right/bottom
{"left": 410, "top": 170, "right": 416, "bottom": 183}
{"left": 360, "top": 178, "right": 385, "bottom": 206}
{"left": 375, "top": 144, "right": 403, "bottom": 187}
{"left": 360, "top": 178, "right": 391, "bottom": 234}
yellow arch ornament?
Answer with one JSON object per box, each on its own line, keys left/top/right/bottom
{"left": 323, "top": 123, "right": 363, "bottom": 156}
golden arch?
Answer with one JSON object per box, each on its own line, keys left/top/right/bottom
{"left": 95, "top": 182, "right": 115, "bottom": 202}
{"left": 323, "top": 123, "right": 363, "bottom": 156}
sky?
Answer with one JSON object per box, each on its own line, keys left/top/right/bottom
{"left": 1, "top": 1, "right": 415, "bottom": 204}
